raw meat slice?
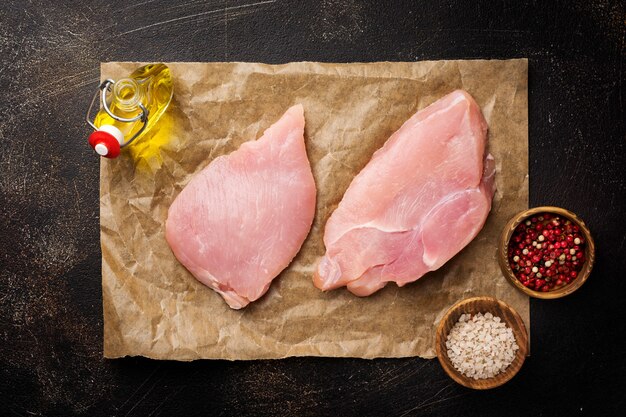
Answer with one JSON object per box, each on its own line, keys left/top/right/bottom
{"left": 166, "top": 105, "right": 316, "bottom": 309}
{"left": 314, "top": 90, "right": 495, "bottom": 296}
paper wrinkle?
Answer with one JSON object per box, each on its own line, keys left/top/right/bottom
{"left": 101, "top": 60, "right": 529, "bottom": 360}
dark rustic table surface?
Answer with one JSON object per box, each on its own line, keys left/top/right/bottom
{"left": 1, "top": 1, "right": 625, "bottom": 416}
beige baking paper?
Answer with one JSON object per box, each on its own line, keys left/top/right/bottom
{"left": 101, "top": 60, "right": 528, "bottom": 360}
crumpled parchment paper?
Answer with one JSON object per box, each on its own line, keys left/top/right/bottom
{"left": 101, "top": 60, "right": 528, "bottom": 360}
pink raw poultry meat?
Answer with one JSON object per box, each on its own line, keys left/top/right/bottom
{"left": 314, "top": 90, "right": 495, "bottom": 296}
{"left": 166, "top": 105, "right": 316, "bottom": 309}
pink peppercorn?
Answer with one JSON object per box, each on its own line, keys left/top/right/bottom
{"left": 508, "top": 213, "right": 586, "bottom": 292}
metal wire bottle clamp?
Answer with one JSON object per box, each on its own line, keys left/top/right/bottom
{"left": 85, "top": 79, "right": 149, "bottom": 158}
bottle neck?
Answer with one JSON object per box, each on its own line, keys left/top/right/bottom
{"left": 112, "top": 78, "right": 143, "bottom": 111}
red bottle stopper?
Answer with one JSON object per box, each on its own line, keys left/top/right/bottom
{"left": 88, "top": 125, "right": 124, "bottom": 158}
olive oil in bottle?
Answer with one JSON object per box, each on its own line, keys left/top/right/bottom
{"left": 87, "top": 63, "right": 173, "bottom": 158}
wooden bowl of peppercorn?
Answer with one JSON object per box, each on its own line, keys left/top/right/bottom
{"left": 498, "top": 206, "right": 595, "bottom": 299}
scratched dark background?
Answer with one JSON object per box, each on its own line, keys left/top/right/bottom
{"left": 1, "top": 0, "right": 624, "bottom": 416}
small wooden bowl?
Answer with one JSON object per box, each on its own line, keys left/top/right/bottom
{"left": 435, "top": 297, "right": 528, "bottom": 390}
{"left": 498, "top": 206, "right": 596, "bottom": 299}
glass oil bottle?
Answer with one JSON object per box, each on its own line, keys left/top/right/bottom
{"left": 86, "top": 63, "right": 173, "bottom": 158}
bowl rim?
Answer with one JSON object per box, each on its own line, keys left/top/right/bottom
{"left": 435, "top": 296, "right": 528, "bottom": 390}
{"left": 498, "top": 206, "right": 596, "bottom": 299}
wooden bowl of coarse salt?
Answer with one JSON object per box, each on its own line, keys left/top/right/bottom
{"left": 436, "top": 297, "right": 528, "bottom": 390}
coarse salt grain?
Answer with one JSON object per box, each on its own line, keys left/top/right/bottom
{"left": 445, "top": 312, "right": 519, "bottom": 380}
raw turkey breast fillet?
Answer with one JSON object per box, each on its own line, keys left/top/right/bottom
{"left": 314, "top": 90, "right": 496, "bottom": 296}
{"left": 166, "top": 105, "right": 316, "bottom": 309}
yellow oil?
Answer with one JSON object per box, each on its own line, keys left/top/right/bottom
{"left": 94, "top": 63, "right": 173, "bottom": 148}
{"left": 128, "top": 110, "right": 175, "bottom": 172}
